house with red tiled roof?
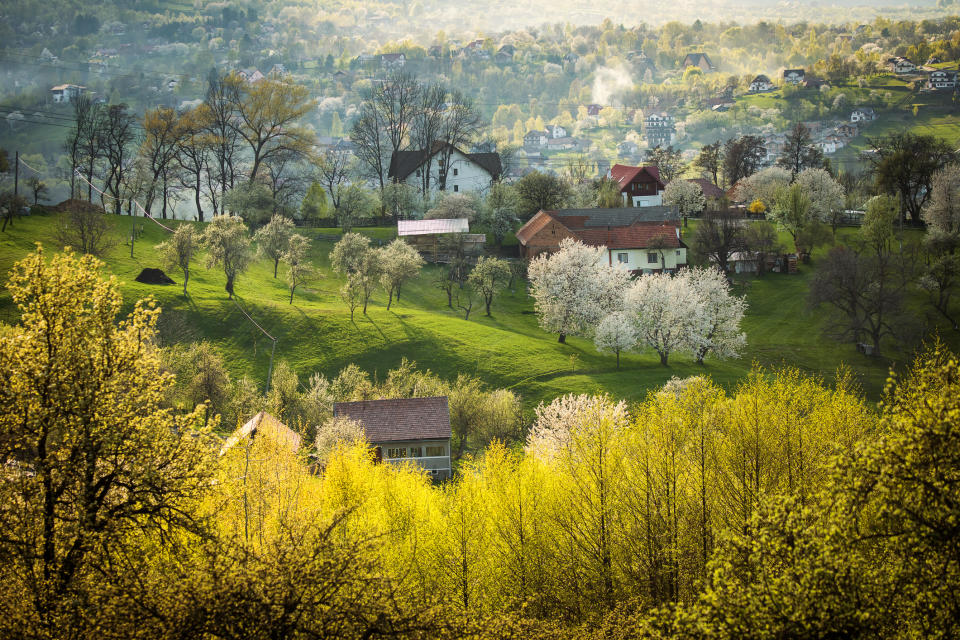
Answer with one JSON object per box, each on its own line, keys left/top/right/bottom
{"left": 516, "top": 206, "right": 686, "bottom": 272}
{"left": 686, "top": 178, "right": 726, "bottom": 205}
{"left": 333, "top": 397, "right": 452, "bottom": 480}
{"left": 608, "top": 164, "right": 666, "bottom": 207}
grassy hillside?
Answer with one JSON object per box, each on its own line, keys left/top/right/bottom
{"left": 0, "top": 210, "right": 938, "bottom": 409}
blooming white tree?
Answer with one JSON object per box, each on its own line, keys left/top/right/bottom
{"left": 593, "top": 311, "right": 637, "bottom": 369}
{"left": 625, "top": 271, "right": 699, "bottom": 366}
{"left": 686, "top": 267, "right": 747, "bottom": 363}
{"left": 734, "top": 166, "right": 791, "bottom": 210}
{"left": 525, "top": 393, "right": 629, "bottom": 461}
{"left": 377, "top": 238, "right": 424, "bottom": 309}
{"left": 528, "top": 238, "right": 630, "bottom": 343}
{"left": 663, "top": 180, "right": 706, "bottom": 217}
{"left": 795, "top": 168, "right": 845, "bottom": 231}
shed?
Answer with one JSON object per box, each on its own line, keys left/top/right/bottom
{"left": 398, "top": 218, "right": 485, "bottom": 262}
{"left": 220, "top": 411, "right": 302, "bottom": 456}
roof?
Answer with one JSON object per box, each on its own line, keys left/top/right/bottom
{"left": 609, "top": 164, "right": 665, "bottom": 191}
{"left": 683, "top": 52, "right": 714, "bottom": 67}
{"left": 516, "top": 207, "right": 681, "bottom": 249}
{"left": 549, "top": 206, "right": 678, "bottom": 227}
{"left": 687, "top": 178, "right": 725, "bottom": 199}
{"left": 752, "top": 74, "right": 771, "bottom": 83}
{"left": 51, "top": 84, "right": 85, "bottom": 91}
{"left": 577, "top": 223, "right": 682, "bottom": 250}
{"left": 333, "top": 397, "right": 451, "bottom": 443}
{"left": 398, "top": 218, "right": 469, "bottom": 236}
{"left": 388, "top": 144, "right": 502, "bottom": 182}
{"left": 515, "top": 211, "right": 556, "bottom": 245}
{"left": 220, "top": 412, "right": 302, "bottom": 456}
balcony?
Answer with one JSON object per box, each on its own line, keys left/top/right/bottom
{"left": 384, "top": 455, "right": 451, "bottom": 473}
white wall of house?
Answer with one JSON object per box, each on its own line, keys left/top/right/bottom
{"left": 623, "top": 193, "right": 664, "bottom": 207}
{"left": 404, "top": 149, "right": 494, "bottom": 195}
{"left": 610, "top": 246, "right": 686, "bottom": 270}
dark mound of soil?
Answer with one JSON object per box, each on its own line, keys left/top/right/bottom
{"left": 135, "top": 268, "right": 175, "bottom": 285}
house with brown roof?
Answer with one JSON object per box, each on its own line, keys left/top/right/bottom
{"left": 608, "top": 164, "right": 666, "bottom": 207}
{"left": 220, "top": 412, "right": 302, "bottom": 457}
{"left": 516, "top": 206, "right": 686, "bottom": 272}
{"left": 683, "top": 52, "right": 716, "bottom": 73}
{"left": 333, "top": 397, "right": 452, "bottom": 480}
{"left": 388, "top": 143, "right": 501, "bottom": 196}
{"left": 686, "top": 178, "right": 725, "bottom": 206}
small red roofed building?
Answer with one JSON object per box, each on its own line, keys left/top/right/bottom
{"left": 516, "top": 206, "right": 686, "bottom": 273}
{"left": 608, "top": 164, "right": 666, "bottom": 207}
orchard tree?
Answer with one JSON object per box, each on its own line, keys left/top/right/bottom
{"left": 687, "top": 267, "right": 747, "bottom": 363}
{"left": 329, "top": 232, "right": 372, "bottom": 275}
{"left": 663, "top": 180, "right": 706, "bottom": 217}
{"left": 796, "top": 168, "right": 846, "bottom": 234}
{"left": 283, "top": 233, "right": 314, "bottom": 304}
{"left": 301, "top": 182, "right": 330, "bottom": 224}
{"left": 645, "top": 145, "right": 686, "bottom": 183}
{"left": 479, "top": 183, "right": 519, "bottom": 247}
{"left": 626, "top": 271, "right": 699, "bottom": 365}
{"left": 594, "top": 311, "right": 637, "bottom": 369}
{"left": 378, "top": 238, "right": 424, "bottom": 309}
{"left": 254, "top": 214, "right": 295, "bottom": 278}
{"left": 735, "top": 166, "right": 791, "bottom": 211}
{"left": 515, "top": 171, "right": 572, "bottom": 221}
{"left": 468, "top": 256, "right": 512, "bottom": 316}
{"left": 380, "top": 182, "right": 419, "bottom": 222}
{"left": 425, "top": 192, "right": 479, "bottom": 221}
{"left": 528, "top": 238, "right": 630, "bottom": 343}
{"left": 923, "top": 163, "right": 960, "bottom": 237}
{"left": 336, "top": 184, "right": 376, "bottom": 232}
{"left": 695, "top": 140, "right": 722, "bottom": 187}
{"left": 156, "top": 224, "right": 199, "bottom": 295}
{"left": 202, "top": 214, "right": 253, "bottom": 298}
{"left": 769, "top": 183, "right": 826, "bottom": 256}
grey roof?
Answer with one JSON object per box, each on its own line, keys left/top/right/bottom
{"left": 388, "top": 144, "right": 501, "bottom": 182}
{"left": 549, "top": 206, "right": 680, "bottom": 227}
{"left": 333, "top": 397, "right": 451, "bottom": 443}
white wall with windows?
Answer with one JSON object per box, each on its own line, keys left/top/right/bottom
{"left": 376, "top": 439, "right": 451, "bottom": 480}
{"left": 609, "top": 247, "right": 687, "bottom": 271}
{"left": 406, "top": 149, "right": 495, "bottom": 196}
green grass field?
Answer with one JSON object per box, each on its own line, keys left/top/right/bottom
{"left": 0, "top": 211, "right": 944, "bottom": 409}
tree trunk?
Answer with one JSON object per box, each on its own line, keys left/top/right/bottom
{"left": 183, "top": 268, "right": 189, "bottom": 296}
{"left": 273, "top": 258, "right": 279, "bottom": 279}
{"left": 616, "top": 350, "right": 620, "bottom": 369}
{"left": 225, "top": 274, "right": 234, "bottom": 299}
{"left": 386, "top": 289, "right": 393, "bottom": 310}
{"left": 289, "top": 287, "right": 295, "bottom": 304}
{"left": 558, "top": 333, "right": 566, "bottom": 344}
{"left": 659, "top": 351, "right": 669, "bottom": 366}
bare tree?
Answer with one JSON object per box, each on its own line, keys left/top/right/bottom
{"left": 693, "top": 210, "right": 746, "bottom": 273}
{"left": 203, "top": 72, "right": 242, "bottom": 210}
{"left": 56, "top": 207, "right": 115, "bottom": 256}
{"left": 99, "top": 104, "right": 139, "bottom": 216}
{"left": 140, "top": 106, "right": 183, "bottom": 218}
{"left": 176, "top": 106, "right": 213, "bottom": 221}
{"left": 410, "top": 82, "right": 447, "bottom": 194}
{"left": 375, "top": 70, "right": 419, "bottom": 158}
{"left": 315, "top": 147, "right": 352, "bottom": 211}
{"left": 351, "top": 102, "right": 389, "bottom": 192}
{"left": 435, "top": 90, "right": 485, "bottom": 192}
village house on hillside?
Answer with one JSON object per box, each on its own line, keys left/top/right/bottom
{"left": 783, "top": 68, "right": 805, "bottom": 85}
{"left": 609, "top": 164, "right": 666, "bottom": 207}
{"left": 749, "top": 74, "right": 775, "bottom": 93}
{"left": 333, "top": 397, "right": 452, "bottom": 480}
{"left": 928, "top": 69, "right": 958, "bottom": 90}
{"left": 516, "top": 206, "right": 686, "bottom": 273}
{"left": 886, "top": 56, "right": 917, "bottom": 75}
{"left": 683, "top": 52, "right": 716, "bottom": 73}
{"left": 388, "top": 142, "right": 501, "bottom": 195}
{"left": 850, "top": 107, "right": 876, "bottom": 123}
{"left": 643, "top": 112, "right": 676, "bottom": 148}
{"left": 50, "top": 84, "right": 87, "bottom": 104}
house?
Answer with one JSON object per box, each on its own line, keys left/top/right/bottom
{"left": 686, "top": 178, "right": 725, "bottom": 205}
{"left": 850, "top": 107, "right": 876, "bottom": 123}
{"left": 585, "top": 104, "right": 603, "bottom": 117}
{"left": 563, "top": 52, "right": 580, "bottom": 65}
{"left": 928, "top": 69, "right": 958, "bottom": 90}
{"left": 220, "top": 412, "right": 302, "bottom": 457}
{"left": 618, "top": 140, "right": 640, "bottom": 156}
{"left": 388, "top": 142, "right": 502, "bottom": 195}
{"left": 749, "top": 74, "right": 775, "bottom": 93}
{"left": 269, "top": 63, "right": 289, "bottom": 76}
{"left": 524, "top": 130, "right": 549, "bottom": 147}
{"left": 783, "top": 68, "right": 806, "bottom": 85}
{"left": 50, "top": 84, "right": 87, "bottom": 104}
{"left": 683, "top": 52, "right": 716, "bottom": 73}
{"left": 380, "top": 53, "right": 406, "bottom": 69}
{"left": 333, "top": 397, "right": 452, "bottom": 480}
{"left": 886, "top": 56, "right": 917, "bottom": 75}
{"left": 643, "top": 112, "right": 676, "bottom": 148}
{"left": 546, "top": 137, "right": 577, "bottom": 151}
{"left": 836, "top": 122, "right": 859, "bottom": 138}
{"left": 545, "top": 124, "right": 568, "bottom": 139}
{"left": 237, "top": 68, "right": 264, "bottom": 83}
{"left": 496, "top": 44, "right": 516, "bottom": 62}
{"left": 609, "top": 164, "right": 666, "bottom": 207}
{"left": 515, "top": 206, "right": 686, "bottom": 272}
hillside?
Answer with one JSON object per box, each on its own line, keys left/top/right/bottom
{"left": 1, "top": 209, "right": 933, "bottom": 410}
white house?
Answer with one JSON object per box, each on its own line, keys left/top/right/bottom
{"left": 749, "top": 74, "right": 775, "bottom": 92}
{"left": 379, "top": 53, "right": 406, "bottom": 69}
{"left": 887, "top": 57, "right": 917, "bottom": 75}
{"left": 783, "top": 69, "right": 806, "bottom": 85}
{"left": 644, "top": 112, "right": 675, "bottom": 148}
{"left": 850, "top": 107, "right": 876, "bottom": 123}
{"left": 928, "top": 69, "right": 958, "bottom": 90}
{"left": 523, "top": 130, "right": 548, "bottom": 147}
{"left": 388, "top": 143, "right": 502, "bottom": 196}
{"left": 545, "top": 124, "right": 568, "bottom": 138}
{"left": 50, "top": 84, "right": 87, "bottom": 104}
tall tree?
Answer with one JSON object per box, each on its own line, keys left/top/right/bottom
{"left": 374, "top": 70, "right": 419, "bottom": 159}
{"left": 722, "top": 135, "right": 766, "bottom": 188}
{"left": 776, "top": 122, "right": 824, "bottom": 177}
{"left": 156, "top": 224, "right": 199, "bottom": 295}
{"left": 351, "top": 102, "right": 389, "bottom": 192}
{"left": 140, "top": 106, "right": 183, "bottom": 218}
{"left": 315, "top": 147, "right": 352, "bottom": 211}
{"left": 254, "top": 214, "right": 295, "bottom": 278}
{"left": 867, "top": 132, "right": 956, "bottom": 224}
{"left": 410, "top": 82, "right": 447, "bottom": 194}
{"left": 515, "top": 171, "right": 572, "bottom": 220}
{"left": 693, "top": 209, "right": 746, "bottom": 273}
{"left": 434, "top": 90, "right": 485, "bottom": 192}
{"left": 203, "top": 72, "right": 242, "bottom": 210}
{"left": 202, "top": 214, "right": 253, "bottom": 298}
{"left": 694, "top": 140, "right": 722, "bottom": 187}
{"left": 645, "top": 145, "right": 686, "bottom": 184}
{"left": 99, "top": 104, "right": 138, "bottom": 216}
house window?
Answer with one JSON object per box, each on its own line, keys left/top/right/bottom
{"left": 386, "top": 447, "right": 407, "bottom": 459}
{"left": 617, "top": 253, "right": 629, "bottom": 263}
{"left": 648, "top": 252, "right": 659, "bottom": 264}
{"left": 426, "top": 445, "right": 445, "bottom": 457}
{"left": 453, "top": 168, "right": 458, "bottom": 176}
{"left": 675, "top": 250, "right": 681, "bottom": 256}
{"left": 408, "top": 446, "right": 423, "bottom": 457}
{"left": 453, "top": 185, "right": 459, "bottom": 192}
{"left": 415, "top": 169, "right": 421, "bottom": 177}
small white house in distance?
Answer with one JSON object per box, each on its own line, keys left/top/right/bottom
{"left": 333, "top": 396, "right": 452, "bottom": 480}
{"left": 749, "top": 74, "right": 775, "bottom": 92}
{"left": 388, "top": 142, "right": 501, "bottom": 196}
{"left": 50, "top": 84, "right": 87, "bottom": 104}
{"left": 850, "top": 107, "right": 876, "bottom": 123}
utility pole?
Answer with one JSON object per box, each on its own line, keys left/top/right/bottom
{"left": 13, "top": 151, "right": 18, "bottom": 197}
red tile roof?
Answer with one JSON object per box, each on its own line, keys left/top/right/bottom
{"left": 609, "top": 164, "right": 664, "bottom": 190}
{"left": 577, "top": 223, "right": 681, "bottom": 250}
{"left": 333, "top": 397, "right": 451, "bottom": 443}
{"left": 515, "top": 211, "right": 555, "bottom": 245}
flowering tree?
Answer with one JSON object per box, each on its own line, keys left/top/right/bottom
{"left": 468, "top": 256, "right": 512, "bottom": 316}
{"left": 593, "top": 311, "right": 637, "bottom": 369}
{"left": 625, "top": 272, "right": 699, "bottom": 366}
{"left": 687, "top": 267, "right": 747, "bottom": 363}
{"left": 528, "top": 238, "right": 630, "bottom": 343}
{"left": 663, "top": 180, "right": 706, "bottom": 217}
{"left": 735, "top": 166, "right": 791, "bottom": 210}
{"left": 377, "top": 238, "right": 424, "bottom": 309}
{"left": 795, "top": 168, "right": 845, "bottom": 233}
{"left": 202, "top": 214, "right": 253, "bottom": 298}
{"left": 254, "top": 214, "right": 295, "bottom": 278}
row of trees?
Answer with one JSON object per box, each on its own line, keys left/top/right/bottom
{"left": 528, "top": 239, "right": 746, "bottom": 365}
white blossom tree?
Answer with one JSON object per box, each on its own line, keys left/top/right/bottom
{"left": 687, "top": 267, "right": 747, "bottom": 363}
{"left": 377, "top": 238, "right": 424, "bottom": 309}
{"left": 625, "top": 271, "right": 699, "bottom": 366}
{"left": 663, "top": 180, "right": 706, "bottom": 217}
{"left": 528, "top": 238, "right": 630, "bottom": 343}
{"left": 795, "top": 168, "right": 845, "bottom": 233}
{"left": 734, "top": 166, "right": 791, "bottom": 210}
{"left": 593, "top": 311, "right": 637, "bottom": 369}
{"left": 254, "top": 214, "right": 295, "bottom": 278}
{"left": 329, "top": 232, "right": 372, "bottom": 275}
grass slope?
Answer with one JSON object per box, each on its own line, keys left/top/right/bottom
{"left": 0, "top": 211, "right": 933, "bottom": 409}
